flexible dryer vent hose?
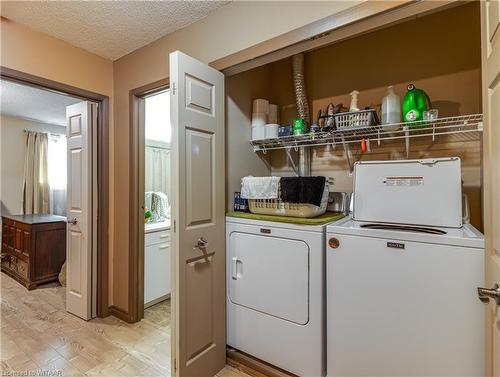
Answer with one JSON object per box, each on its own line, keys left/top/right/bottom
{"left": 292, "top": 53, "right": 311, "bottom": 176}
{"left": 292, "top": 53, "right": 310, "bottom": 124}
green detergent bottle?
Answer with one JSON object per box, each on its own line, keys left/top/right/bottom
{"left": 402, "top": 84, "right": 430, "bottom": 123}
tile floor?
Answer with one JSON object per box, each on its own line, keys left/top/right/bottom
{"left": 0, "top": 273, "right": 252, "bottom": 377}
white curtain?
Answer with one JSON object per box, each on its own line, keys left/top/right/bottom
{"left": 145, "top": 146, "right": 170, "bottom": 197}
{"left": 22, "top": 131, "right": 50, "bottom": 214}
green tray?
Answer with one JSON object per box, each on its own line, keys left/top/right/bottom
{"left": 226, "top": 211, "right": 345, "bottom": 226}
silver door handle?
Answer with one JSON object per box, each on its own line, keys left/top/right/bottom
{"left": 67, "top": 218, "right": 77, "bottom": 225}
{"left": 194, "top": 237, "right": 208, "bottom": 250}
{"left": 477, "top": 284, "right": 500, "bottom": 305}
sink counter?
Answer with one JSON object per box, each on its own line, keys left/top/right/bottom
{"left": 145, "top": 220, "right": 170, "bottom": 234}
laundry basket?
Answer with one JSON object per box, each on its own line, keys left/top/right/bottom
{"left": 248, "top": 183, "right": 329, "bottom": 218}
{"left": 334, "top": 109, "right": 379, "bottom": 130}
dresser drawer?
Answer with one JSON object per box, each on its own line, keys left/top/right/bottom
{"left": 15, "top": 258, "right": 28, "bottom": 279}
{"left": 1, "top": 254, "right": 11, "bottom": 269}
{"left": 6, "top": 255, "right": 29, "bottom": 281}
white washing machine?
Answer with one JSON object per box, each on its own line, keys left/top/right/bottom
{"left": 326, "top": 158, "right": 485, "bottom": 377}
{"left": 226, "top": 216, "right": 327, "bottom": 376}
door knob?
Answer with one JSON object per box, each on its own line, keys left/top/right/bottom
{"left": 477, "top": 284, "right": 500, "bottom": 305}
{"left": 67, "top": 218, "right": 78, "bottom": 225}
{"left": 194, "top": 237, "right": 208, "bottom": 250}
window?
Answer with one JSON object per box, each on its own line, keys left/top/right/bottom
{"left": 48, "top": 134, "right": 67, "bottom": 190}
{"left": 145, "top": 90, "right": 171, "bottom": 144}
{"left": 48, "top": 133, "right": 67, "bottom": 215}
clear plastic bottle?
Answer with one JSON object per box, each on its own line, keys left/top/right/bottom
{"left": 381, "top": 86, "right": 401, "bottom": 125}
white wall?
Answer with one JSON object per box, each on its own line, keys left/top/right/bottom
{"left": 0, "top": 115, "right": 66, "bottom": 216}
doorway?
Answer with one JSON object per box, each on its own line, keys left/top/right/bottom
{"left": 129, "top": 78, "right": 169, "bottom": 323}
{"left": 143, "top": 89, "right": 172, "bottom": 311}
{"left": 0, "top": 67, "right": 110, "bottom": 318}
{"left": 128, "top": 81, "right": 172, "bottom": 374}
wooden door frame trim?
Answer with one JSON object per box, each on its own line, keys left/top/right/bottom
{"left": 0, "top": 66, "right": 110, "bottom": 318}
{"left": 128, "top": 78, "right": 169, "bottom": 323}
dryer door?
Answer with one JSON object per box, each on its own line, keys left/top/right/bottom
{"left": 228, "top": 232, "right": 309, "bottom": 325}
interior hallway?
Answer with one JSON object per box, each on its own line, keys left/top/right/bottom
{"left": 0, "top": 274, "right": 251, "bottom": 377}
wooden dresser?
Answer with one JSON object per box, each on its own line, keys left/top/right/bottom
{"left": 1, "top": 214, "right": 66, "bottom": 289}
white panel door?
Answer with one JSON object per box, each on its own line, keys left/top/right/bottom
{"left": 66, "top": 101, "right": 95, "bottom": 320}
{"left": 480, "top": 1, "right": 500, "bottom": 375}
{"left": 170, "top": 51, "right": 225, "bottom": 376}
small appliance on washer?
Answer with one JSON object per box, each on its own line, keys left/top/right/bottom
{"left": 326, "top": 157, "right": 485, "bottom": 377}
{"left": 226, "top": 216, "right": 327, "bottom": 376}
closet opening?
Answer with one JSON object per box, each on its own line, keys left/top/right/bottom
{"left": 226, "top": 1, "right": 483, "bottom": 231}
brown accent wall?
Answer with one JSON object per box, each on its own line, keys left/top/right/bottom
{"left": 226, "top": 65, "right": 273, "bottom": 210}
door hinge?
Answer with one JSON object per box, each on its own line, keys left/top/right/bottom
{"left": 173, "top": 220, "right": 176, "bottom": 233}
{"left": 174, "top": 358, "right": 177, "bottom": 373}
{"left": 172, "top": 82, "right": 176, "bottom": 95}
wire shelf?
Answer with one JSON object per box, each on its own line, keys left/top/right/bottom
{"left": 250, "top": 114, "right": 483, "bottom": 152}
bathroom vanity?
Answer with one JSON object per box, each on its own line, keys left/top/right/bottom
{"left": 144, "top": 221, "right": 171, "bottom": 307}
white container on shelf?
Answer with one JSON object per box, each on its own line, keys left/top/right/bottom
{"left": 252, "top": 112, "right": 267, "bottom": 127}
{"left": 252, "top": 124, "right": 266, "bottom": 140}
{"left": 265, "top": 124, "right": 279, "bottom": 139}
{"left": 252, "top": 99, "right": 269, "bottom": 114}
{"left": 381, "top": 85, "right": 401, "bottom": 127}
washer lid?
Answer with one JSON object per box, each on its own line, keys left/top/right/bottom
{"left": 353, "top": 158, "right": 462, "bottom": 228}
{"left": 327, "top": 218, "right": 484, "bottom": 249}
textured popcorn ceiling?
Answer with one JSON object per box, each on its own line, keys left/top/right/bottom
{"left": 1, "top": 80, "right": 81, "bottom": 126}
{"left": 1, "top": 1, "right": 229, "bottom": 60}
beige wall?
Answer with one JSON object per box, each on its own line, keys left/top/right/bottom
{"left": 0, "top": 115, "right": 66, "bottom": 216}
{"left": 112, "top": 1, "right": 365, "bottom": 311}
{"left": 0, "top": 18, "right": 115, "bottom": 303}
{"left": 0, "top": 18, "right": 113, "bottom": 97}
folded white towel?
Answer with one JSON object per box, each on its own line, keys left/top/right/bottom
{"left": 241, "top": 176, "right": 280, "bottom": 199}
